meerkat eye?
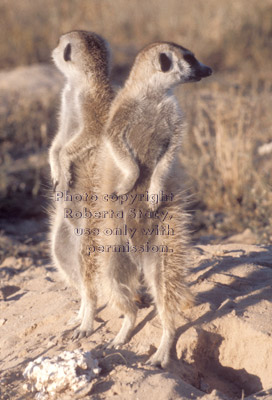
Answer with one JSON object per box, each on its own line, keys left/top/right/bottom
{"left": 159, "top": 53, "right": 172, "bottom": 72}
{"left": 64, "top": 43, "right": 71, "bottom": 62}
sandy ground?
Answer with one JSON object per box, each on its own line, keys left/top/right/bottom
{"left": 0, "top": 219, "right": 272, "bottom": 400}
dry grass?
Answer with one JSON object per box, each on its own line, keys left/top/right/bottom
{"left": 179, "top": 79, "right": 272, "bottom": 240}
{"left": 0, "top": 0, "right": 271, "bottom": 241}
{"left": 0, "top": 0, "right": 271, "bottom": 72}
{"left": 182, "top": 90, "right": 255, "bottom": 209}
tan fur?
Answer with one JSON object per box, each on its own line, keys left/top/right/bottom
{"left": 48, "top": 30, "right": 114, "bottom": 338}
{"left": 81, "top": 42, "right": 212, "bottom": 366}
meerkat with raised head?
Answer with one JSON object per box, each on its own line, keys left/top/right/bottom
{"left": 49, "top": 30, "right": 113, "bottom": 189}
{"left": 49, "top": 30, "right": 114, "bottom": 338}
{"left": 82, "top": 42, "right": 212, "bottom": 366}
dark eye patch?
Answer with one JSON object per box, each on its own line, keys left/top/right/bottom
{"left": 64, "top": 43, "right": 71, "bottom": 61}
{"left": 183, "top": 53, "right": 197, "bottom": 66}
{"left": 159, "top": 53, "right": 172, "bottom": 72}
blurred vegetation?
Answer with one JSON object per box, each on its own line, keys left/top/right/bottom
{"left": 179, "top": 80, "right": 272, "bottom": 242}
{"left": 0, "top": 0, "right": 271, "bottom": 73}
{"left": 0, "top": 0, "right": 271, "bottom": 242}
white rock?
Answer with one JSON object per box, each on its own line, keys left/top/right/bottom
{"left": 23, "top": 349, "right": 100, "bottom": 398}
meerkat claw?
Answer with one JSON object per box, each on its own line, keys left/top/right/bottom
{"left": 52, "top": 180, "right": 59, "bottom": 191}
{"left": 72, "top": 329, "right": 92, "bottom": 341}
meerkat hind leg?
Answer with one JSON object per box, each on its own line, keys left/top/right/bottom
{"left": 106, "top": 253, "right": 138, "bottom": 348}
{"left": 67, "top": 300, "right": 85, "bottom": 326}
{"left": 51, "top": 219, "right": 91, "bottom": 337}
{"left": 72, "top": 287, "right": 97, "bottom": 340}
{"left": 143, "top": 256, "right": 175, "bottom": 368}
{"left": 146, "top": 323, "right": 175, "bottom": 368}
{"left": 109, "top": 311, "right": 137, "bottom": 349}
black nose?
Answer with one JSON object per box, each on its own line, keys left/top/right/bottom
{"left": 201, "top": 66, "right": 212, "bottom": 77}
{"left": 206, "top": 67, "right": 212, "bottom": 76}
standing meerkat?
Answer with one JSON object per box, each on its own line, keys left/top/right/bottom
{"left": 49, "top": 30, "right": 114, "bottom": 337}
{"left": 82, "top": 41, "right": 212, "bottom": 366}
{"left": 49, "top": 30, "right": 113, "bottom": 189}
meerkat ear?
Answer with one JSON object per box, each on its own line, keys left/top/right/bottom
{"left": 159, "top": 53, "right": 172, "bottom": 72}
{"left": 64, "top": 43, "right": 71, "bottom": 62}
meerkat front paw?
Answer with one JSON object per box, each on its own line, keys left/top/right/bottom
{"left": 147, "top": 184, "right": 161, "bottom": 211}
{"left": 52, "top": 177, "right": 60, "bottom": 192}
{"left": 149, "top": 201, "right": 159, "bottom": 212}
{"left": 115, "top": 179, "right": 136, "bottom": 196}
{"left": 59, "top": 149, "right": 73, "bottom": 188}
{"left": 50, "top": 164, "right": 61, "bottom": 191}
{"left": 114, "top": 164, "right": 139, "bottom": 196}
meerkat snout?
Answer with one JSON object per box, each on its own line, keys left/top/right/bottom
{"left": 182, "top": 52, "right": 212, "bottom": 81}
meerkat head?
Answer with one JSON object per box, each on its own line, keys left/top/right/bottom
{"left": 128, "top": 41, "right": 212, "bottom": 91}
{"left": 52, "top": 30, "right": 111, "bottom": 82}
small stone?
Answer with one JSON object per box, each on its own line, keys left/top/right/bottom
{"left": 23, "top": 349, "right": 100, "bottom": 398}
